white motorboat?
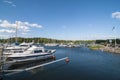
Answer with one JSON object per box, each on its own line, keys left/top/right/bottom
{"left": 2, "top": 44, "right": 55, "bottom": 70}
{"left": 3, "top": 42, "right": 34, "bottom": 55}
{"left": 4, "top": 44, "right": 56, "bottom": 62}
{"left": 59, "top": 44, "right": 67, "bottom": 47}
{"left": 44, "top": 43, "right": 58, "bottom": 46}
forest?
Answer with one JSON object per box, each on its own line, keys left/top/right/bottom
{"left": 0, "top": 37, "right": 95, "bottom": 44}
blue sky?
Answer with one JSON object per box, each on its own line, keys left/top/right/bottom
{"left": 0, "top": 0, "right": 120, "bottom": 40}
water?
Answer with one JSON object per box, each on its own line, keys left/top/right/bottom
{"left": 3, "top": 47, "right": 120, "bottom": 80}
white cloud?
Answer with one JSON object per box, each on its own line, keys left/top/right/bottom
{"left": 15, "top": 21, "right": 43, "bottom": 29}
{"left": 4, "top": 0, "right": 12, "bottom": 4}
{"left": 0, "top": 20, "right": 16, "bottom": 28}
{"left": 0, "top": 19, "right": 43, "bottom": 34}
{"left": 0, "top": 29, "right": 15, "bottom": 33}
{"left": 112, "top": 12, "right": 120, "bottom": 19}
{"left": 3, "top": 0, "right": 16, "bottom": 7}
{"left": 30, "top": 23, "right": 42, "bottom": 28}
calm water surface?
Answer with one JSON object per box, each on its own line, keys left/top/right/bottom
{"left": 4, "top": 47, "right": 120, "bottom": 80}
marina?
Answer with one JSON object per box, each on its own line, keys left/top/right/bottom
{"left": 1, "top": 46, "right": 120, "bottom": 80}
{"left": 0, "top": 0, "right": 120, "bottom": 80}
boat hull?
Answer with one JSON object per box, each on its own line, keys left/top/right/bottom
{"left": 6, "top": 52, "right": 54, "bottom": 61}
{"left": 4, "top": 53, "right": 55, "bottom": 69}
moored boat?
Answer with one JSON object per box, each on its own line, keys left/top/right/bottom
{"left": 4, "top": 45, "right": 56, "bottom": 61}
{"left": 2, "top": 44, "right": 56, "bottom": 69}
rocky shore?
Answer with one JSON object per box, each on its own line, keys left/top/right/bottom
{"left": 100, "top": 47, "right": 120, "bottom": 54}
{"left": 88, "top": 45, "right": 120, "bottom": 54}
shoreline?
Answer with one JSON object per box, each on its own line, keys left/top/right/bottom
{"left": 88, "top": 45, "right": 120, "bottom": 54}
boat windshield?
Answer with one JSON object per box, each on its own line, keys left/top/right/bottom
{"left": 20, "top": 45, "right": 29, "bottom": 47}
{"left": 4, "top": 49, "right": 23, "bottom": 53}
{"left": 13, "top": 50, "right": 23, "bottom": 53}
{"left": 34, "top": 50, "right": 43, "bottom": 53}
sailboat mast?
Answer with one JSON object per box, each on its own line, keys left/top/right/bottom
{"left": 115, "top": 28, "right": 117, "bottom": 49}
{"left": 15, "top": 21, "right": 18, "bottom": 43}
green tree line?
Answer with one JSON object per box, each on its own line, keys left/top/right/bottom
{"left": 95, "top": 39, "right": 120, "bottom": 45}
{"left": 0, "top": 37, "right": 95, "bottom": 44}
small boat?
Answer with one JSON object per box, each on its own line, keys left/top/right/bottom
{"left": 59, "top": 44, "right": 67, "bottom": 47}
{"left": 44, "top": 43, "right": 58, "bottom": 46}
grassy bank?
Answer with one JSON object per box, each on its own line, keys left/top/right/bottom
{"left": 88, "top": 45, "right": 103, "bottom": 50}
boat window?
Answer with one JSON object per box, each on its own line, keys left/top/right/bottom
{"left": 4, "top": 49, "right": 10, "bottom": 52}
{"left": 19, "top": 51, "right": 23, "bottom": 53}
{"left": 34, "top": 50, "right": 43, "bottom": 53}
{"left": 12, "top": 49, "right": 22, "bottom": 50}
{"left": 20, "top": 45, "right": 28, "bottom": 47}
{"left": 12, "top": 50, "right": 23, "bottom": 53}
{"left": 45, "top": 50, "right": 48, "bottom": 52}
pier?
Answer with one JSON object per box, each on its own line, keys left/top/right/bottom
{"left": 0, "top": 47, "right": 3, "bottom": 80}
{"left": 3, "top": 57, "right": 68, "bottom": 73}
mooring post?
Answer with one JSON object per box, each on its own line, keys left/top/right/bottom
{"left": 0, "top": 47, "right": 3, "bottom": 80}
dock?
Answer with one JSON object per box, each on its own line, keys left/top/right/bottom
{"left": 0, "top": 47, "right": 3, "bottom": 80}
{"left": 3, "top": 57, "right": 68, "bottom": 72}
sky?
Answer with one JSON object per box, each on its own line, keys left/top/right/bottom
{"left": 0, "top": 0, "right": 120, "bottom": 40}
